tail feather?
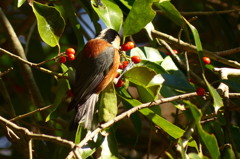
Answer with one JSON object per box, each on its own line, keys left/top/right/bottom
{"left": 72, "top": 94, "right": 99, "bottom": 130}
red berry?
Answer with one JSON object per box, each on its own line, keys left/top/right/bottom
{"left": 121, "top": 41, "right": 135, "bottom": 51}
{"left": 196, "top": 87, "right": 205, "bottom": 96}
{"left": 189, "top": 78, "right": 195, "bottom": 84}
{"left": 66, "top": 48, "right": 75, "bottom": 56}
{"left": 59, "top": 56, "right": 67, "bottom": 63}
{"left": 67, "top": 89, "right": 74, "bottom": 97}
{"left": 67, "top": 54, "right": 75, "bottom": 61}
{"left": 166, "top": 49, "right": 178, "bottom": 55}
{"left": 131, "top": 56, "right": 141, "bottom": 64}
{"left": 203, "top": 57, "right": 211, "bottom": 65}
{"left": 115, "top": 79, "right": 124, "bottom": 87}
{"left": 115, "top": 72, "right": 120, "bottom": 78}
{"left": 173, "top": 50, "right": 178, "bottom": 54}
{"left": 122, "top": 61, "right": 129, "bottom": 69}
{"left": 118, "top": 63, "right": 123, "bottom": 69}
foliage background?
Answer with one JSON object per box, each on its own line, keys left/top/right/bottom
{"left": 0, "top": 0, "right": 240, "bottom": 159}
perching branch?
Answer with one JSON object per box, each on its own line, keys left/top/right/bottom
{"left": 0, "top": 91, "right": 240, "bottom": 159}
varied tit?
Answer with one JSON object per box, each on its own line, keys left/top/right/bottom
{"left": 68, "top": 28, "right": 121, "bottom": 130}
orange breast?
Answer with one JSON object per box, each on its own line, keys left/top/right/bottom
{"left": 82, "top": 39, "right": 112, "bottom": 58}
{"left": 96, "top": 48, "right": 120, "bottom": 93}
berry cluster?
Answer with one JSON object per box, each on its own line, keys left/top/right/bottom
{"left": 59, "top": 48, "right": 76, "bottom": 63}
{"left": 115, "top": 41, "right": 141, "bottom": 88}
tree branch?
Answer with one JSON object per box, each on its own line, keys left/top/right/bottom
{"left": 151, "top": 30, "right": 240, "bottom": 69}
{"left": 156, "top": 8, "right": 240, "bottom": 16}
{"left": 10, "top": 104, "right": 54, "bottom": 122}
{"left": 0, "top": 48, "right": 64, "bottom": 78}
{"left": 0, "top": 8, "right": 45, "bottom": 107}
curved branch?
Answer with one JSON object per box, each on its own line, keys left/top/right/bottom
{"left": 0, "top": 8, "right": 45, "bottom": 107}
{"left": 0, "top": 48, "right": 64, "bottom": 78}
{"left": 151, "top": 30, "right": 240, "bottom": 68}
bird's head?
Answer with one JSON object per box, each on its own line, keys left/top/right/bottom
{"left": 96, "top": 28, "right": 121, "bottom": 49}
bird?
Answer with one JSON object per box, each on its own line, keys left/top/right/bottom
{"left": 68, "top": 28, "right": 121, "bottom": 130}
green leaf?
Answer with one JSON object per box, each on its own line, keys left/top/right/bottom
{"left": 32, "top": 1, "right": 65, "bottom": 47}
{"left": 45, "top": 79, "right": 69, "bottom": 122}
{"left": 136, "top": 85, "right": 161, "bottom": 115}
{"left": 77, "top": 134, "right": 104, "bottom": 159}
{"left": 91, "top": 0, "right": 123, "bottom": 32}
{"left": 120, "top": 96, "right": 185, "bottom": 139}
{"left": 17, "top": 0, "right": 26, "bottom": 8}
{"left": 101, "top": 128, "right": 119, "bottom": 159}
{"left": 77, "top": 0, "right": 102, "bottom": 33}
{"left": 118, "top": 0, "right": 134, "bottom": 9}
{"left": 154, "top": 0, "right": 184, "bottom": 27}
{"left": 221, "top": 144, "right": 235, "bottom": 159}
{"left": 123, "top": 0, "right": 156, "bottom": 36}
{"left": 124, "top": 66, "right": 162, "bottom": 98}
{"left": 129, "top": 47, "right": 147, "bottom": 60}
{"left": 183, "top": 18, "right": 223, "bottom": 111}
{"left": 98, "top": 83, "right": 118, "bottom": 122}
{"left": 118, "top": 88, "right": 142, "bottom": 137}
{"left": 143, "top": 47, "right": 164, "bottom": 63}
{"left": 203, "top": 75, "right": 223, "bottom": 112}
{"left": 184, "top": 18, "right": 204, "bottom": 70}
{"left": 62, "top": 0, "right": 85, "bottom": 50}
{"left": 75, "top": 125, "right": 86, "bottom": 144}
{"left": 160, "top": 56, "right": 195, "bottom": 92}
{"left": 154, "top": 0, "right": 190, "bottom": 40}
{"left": 187, "top": 101, "right": 220, "bottom": 159}
{"left": 124, "top": 66, "right": 162, "bottom": 87}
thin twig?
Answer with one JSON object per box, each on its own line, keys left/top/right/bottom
{"left": 36, "top": 52, "right": 65, "bottom": 66}
{"left": 66, "top": 92, "right": 198, "bottom": 159}
{"left": 28, "top": 139, "right": 33, "bottom": 159}
{"left": 10, "top": 104, "right": 54, "bottom": 122}
{"left": 216, "top": 47, "right": 240, "bottom": 56}
{"left": 156, "top": 8, "right": 240, "bottom": 16}
{"left": 157, "top": 38, "right": 205, "bottom": 86}
{"left": 0, "top": 116, "right": 76, "bottom": 149}
{"left": 0, "top": 67, "right": 13, "bottom": 77}
{"left": 0, "top": 48, "right": 64, "bottom": 78}
{"left": 151, "top": 30, "right": 240, "bottom": 69}
{"left": 0, "top": 75, "right": 16, "bottom": 118}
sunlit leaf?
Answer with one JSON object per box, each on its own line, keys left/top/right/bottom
{"left": 129, "top": 47, "right": 147, "bottom": 60}
{"left": 154, "top": 0, "right": 184, "bottom": 26}
{"left": 118, "top": 88, "right": 142, "bottom": 137}
{"left": 91, "top": 0, "right": 123, "bottom": 32}
{"left": 187, "top": 101, "right": 220, "bottom": 159}
{"left": 203, "top": 75, "right": 223, "bottom": 112}
{"left": 77, "top": 134, "right": 104, "bottom": 158}
{"left": 120, "top": 96, "right": 185, "bottom": 139}
{"left": 62, "top": 0, "right": 85, "bottom": 50}
{"left": 184, "top": 18, "right": 223, "bottom": 111}
{"left": 98, "top": 83, "right": 118, "bottom": 122}
{"left": 17, "top": 0, "right": 26, "bottom": 8}
{"left": 32, "top": 1, "right": 65, "bottom": 47}
{"left": 154, "top": 0, "right": 190, "bottom": 40}
{"left": 101, "top": 128, "right": 119, "bottom": 159}
{"left": 123, "top": 0, "right": 156, "bottom": 36}
{"left": 221, "top": 144, "right": 235, "bottom": 159}
{"left": 118, "top": 0, "right": 134, "bottom": 9}
{"left": 45, "top": 79, "right": 69, "bottom": 122}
